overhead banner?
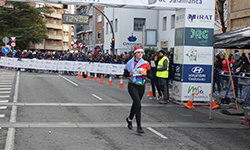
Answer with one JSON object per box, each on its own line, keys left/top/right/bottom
{"left": 8, "top": 0, "right": 215, "bottom": 10}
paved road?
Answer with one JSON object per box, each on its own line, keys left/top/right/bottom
{"left": 0, "top": 69, "right": 249, "bottom": 150}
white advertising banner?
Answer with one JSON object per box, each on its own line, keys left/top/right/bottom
{"left": 181, "top": 83, "right": 211, "bottom": 102}
{"left": 9, "top": 0, "right": 215, "bottom": 10}
{"left": 183, "top": 46, "right": 213, "bottom": 65}
{"left": 176, "top": 8, "right": 215, "bottom": 28}
{"left": 0, "top": 57, "right": 126, "bottom": 75}
{"left": 172, "top": 81, "right": 182, "bottom": 101}
{"left": 174, "top": 46, "right": 184, "bottom": 64}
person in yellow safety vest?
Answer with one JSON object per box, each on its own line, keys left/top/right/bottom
{"left": 156, "top": 50, "right": 170, "bottom": 104}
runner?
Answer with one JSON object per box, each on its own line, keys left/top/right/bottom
{"left": 123, "top": 46, "right": 152, "bottom": 133}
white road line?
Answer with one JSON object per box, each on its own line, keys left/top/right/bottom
{"left": 0, "top": 83, "right": 12, "bottom": 85}
{"left": 0, "top": 95, "right": 10, "bottom": 98}
{"left": 5, "top": 71, "right": 19, "bottom": 150}
{"left": 0, "top": 91, "right": 11, "bottom": 94}
{"left": 0, "top": 85, "right": 12, "bottom": 88}
{"left": 146, "top": 127, "right": 168, "bottom": 139}
{"left": 58, "top": 74, "right": 78, "bottom": 87}
{"left": 0, "top": 106, "right": 7, "bottom": 109}
{"left": 92, "top": 94, "right": 103, "bottom": 101}
{"left": 0, "top": 88, "right": 11, "bottom": 91}
{"left": 0, "top": 114, "right": 5, "bottom": 118}
{"left": 0, "top": 100, "right": 9, "bottom": 103}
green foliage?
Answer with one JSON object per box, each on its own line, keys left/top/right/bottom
{"left": 0, "top": 1, "right": 52, "bottom": 49}
{"left": 144, "top": 47, "right": 156, "bottom": 55}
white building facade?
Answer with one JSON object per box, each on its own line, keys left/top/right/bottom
{"left": 104, "top": 7, "right": 176, "bottom": 54}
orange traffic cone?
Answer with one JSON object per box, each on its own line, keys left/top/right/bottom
{"left": 118, "top": 78, "right": 124, "bottom": 88}
{"left": 147, "top": 85, "right": 153, "bottom": 97}
{"left": 209, "top": 93, "right": 220, "bottom": 109}
{"left": 77, "top": 70, "right": 80, "bottom": 77}
{"left": 183, "top": 93, "right": 195, "bottom": 109}
{"left": 79, "top": 71, "right": 83, "bottom": 78}
{"left": 86, "top": 72, "right": 91, "bottom": 80}
{"left": 93, "top": 73, "right": 98, "bottom": 81}
{"left": 169, "top": 93, "right": 172, "bottom": 99}
{"left": 108, "top": 76, "right": 113, "bottom": 85}
{"left": 99, "top": 74, "right": 105, "bottom": 83}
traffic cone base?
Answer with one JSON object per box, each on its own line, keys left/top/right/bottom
{"left": 183, "top": 93, "right": 195, "bottom": 109}
{"left": 93, "top": 73, "right": 98, "bottom": 81}
{"left": 99, "top": 75, "right": 105, "bottom": 83}
{"left": 108, "top": 76, "right": 113, "bottom": 85}
{"left": 183, "top": 101, "right": 195, "bottom": 109}
{"left": 79, "top": 71, "right": 83, "bottom": 78}
{"left": 119, "top": 78, "right": 124, "bottom": 88}
{"left": 86, "top": 72, "right": 91, "bottom": 80}
{"left": 209, "top": 100, "right": 220, "bottom": 109}
{"left": 147, "top": 85, "right": 153, "bottom": 97}
{"left": 77, "top": 70, "right": 80, "bottom": 77}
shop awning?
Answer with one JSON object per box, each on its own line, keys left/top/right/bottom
{"left": 213, "top": 26, "right": 250, "bottom": 49}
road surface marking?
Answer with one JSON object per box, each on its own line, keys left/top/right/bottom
{"left": 0, "top": 106, "right": 7, "bottom": 109}
{"left": 0, "top": 83, "right": 12, "bottom": 85}
{"left": 0, "top": 88, "right": 11, "bottom": 91}
{"left": 0, "top": 91, "right": 11, "bottom": 94}
{"left": 0, "top": 95, "right": 10, "bottom": 98}
{"left": 146, "top": 127, "right": 168, "bottom": 139}
{"left": 0, "top": 102, "right": 179, "bottom": 107}
{"left": 0, "top": 85, "right": 12, "bottom": 87}
{"left": 0, "top": 122, "right": 247, "bottom": 129}
{"left": 91, "top": 94, "right": 103, "bottom": 101}
{"left": 58, "top": 74, "right": 78, "bottom": 87}
{"left": 0, "top": 100, "right": 9, "bottom": 103}
{"left": 5, "top": 71, "right": 19, "bottom": 150}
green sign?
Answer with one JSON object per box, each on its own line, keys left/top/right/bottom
{"left": 185, "top": 27, "right": 214, "bottom": 47}
{"left": 174, "top": 28, "right": 185, "bottom": 46}
{"left": 62, "top": 14, "right": 89, "bottom": 24}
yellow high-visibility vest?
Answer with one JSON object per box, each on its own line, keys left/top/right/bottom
{"left": 156, "top": 56, "right": 169, "bottom": 78}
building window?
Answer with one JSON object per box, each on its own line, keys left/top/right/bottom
{"left": 115, "top": 19, "right": 118, "bottom": 32}
{"left": 134, "top": 18, "right": 145, "bottom": 31}
{"left": 64, "top": 42, "right": 68, "bottom": 46}
{"left": 97, "top": 14, "right": 102, "bottom": 22}
{"left": 54, "top": 19, "right": 58, "bottom": 24}
{"left": 97, "top": 31, "right": 102, "bottom": 39}
{"left": 171, "top": 14, "right": 175, "bottom": 29}
{"left": 64, "top": 32, "right": 68, "bottom": 36}
{"left": 46, "top": 18, "right": 49, "bottom": 23}
{"left": 54, "top": 9, "right": 57, "bottom": 13}
{"left": 45, "top": 40, "right": 49, "bottom": 45}
{"left": 106, "top": 22, "right": 108, "bottom": 34}
{"left": 54, "top": 30, "right": 58, "bottom": 35}
{"left": 163, "top": 17, "right": 167, "bottom": 31}
{"left": 54, "top": 41, "right": 57, "bottom": 46}
{"left": 110, "top": 20, "right": 113, "bottom": 33}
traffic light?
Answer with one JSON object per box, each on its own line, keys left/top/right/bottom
{"left": 110, "top": 38, "right": 115, "bottom": 49}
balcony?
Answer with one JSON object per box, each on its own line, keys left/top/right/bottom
{"left": 63, "top": 36, "right": 69, "bottom": 42}
{"left": 48, "top": 34, "right": 62, "bottom": 40}
{"left": 47, "top": 4, "right": 62, "bottom": 8}
{"left": 46, "top": 23, "right": 62, "bottom": 30}
{"left": 47, "top": 13, "right": 62, "bottom": 19}
{"left": 63, "top": 25, "right": 69, "bottom": 32}
{"left": 45, "top": 45, "right": 63, "bottom": 50}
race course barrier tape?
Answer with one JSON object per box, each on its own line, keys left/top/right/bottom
{"left": 0, "top": 57, "right": 125, "bottom": 75}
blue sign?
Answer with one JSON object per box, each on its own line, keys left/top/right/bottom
{"left": 183, "top": 64, "right": 212, "bottom": 83}
{"left": 173, "top": 63, "right": 183, "bottom": 81}
{"left": 2, "top": 47, "right": 10, "bottom": 54}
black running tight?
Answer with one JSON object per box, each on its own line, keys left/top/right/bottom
{"left": 128, "top": 82, "right": 145, "bottom": 127}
